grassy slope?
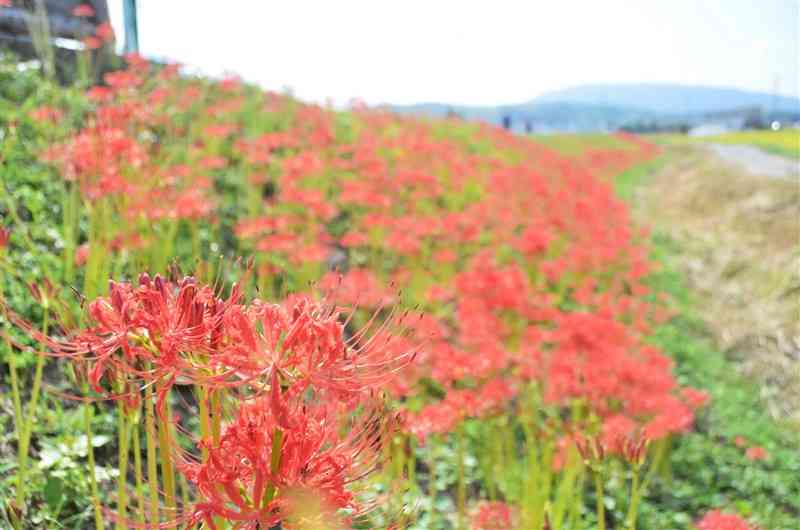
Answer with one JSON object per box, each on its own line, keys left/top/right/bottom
{"left": 613, "top": 156, "right": 800, "bottom": 529}
{"left": 512, "top": 135, "right": 800, "bottom": 527}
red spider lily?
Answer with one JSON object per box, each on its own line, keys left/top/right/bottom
{"left": 407, "top": 400, "right": 462, "bottom": 444}
{"left": 318, "top": 269, "right": 396, "bottom": 309}
{"left": 695, "top": 510, "right": 755, "bottom": 530}
{"left": 33, "top": 53, "right": 679, "bottom": 466}
{"left": 682, "top": 387, "right": 710, "bottom": 409}
{"left": 744, "top": 446, "right": 769, "bottom": 461}
{"left": 203, "top": 123, "right": 239, "bottom": 139}
{"left": 5, "top": 274, "right": 234, "bottom": 408}
{"left": 12, "top": 54, "right": 709, "bottom": 529}
{"left": 74, "top": 243, "right": 90, "bottom": 266}
{"left": 72, "top": 3, "right": 94, "bottom": 17}
{"left": 471, "top": 501, "right": 517, "bottom": 530}
{"left": 82, "top": 35, "right": 101, "bottom": 50}
{"left": 223, "top": 294, "right": 419, "bottom": 399}
{"left": 7, "top": 269, "right": 419, "bottom": 528}
{"left": 29, "top": 105, "right": 64, "bottom": 124}
{"left": 178, "top": 384, "right": 396, "bottom": 529}
{"left": 9, "top": 272, "right": 417, "bottom": 407}
{"left": 95, "top": 21, "right": 115, "bottom": 42}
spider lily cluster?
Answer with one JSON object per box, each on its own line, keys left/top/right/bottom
{"left": 7, "top": 272, "right": 415, "bottom": 529}
{"left": 0, "top": 50, "right": 737, "bottom": 530}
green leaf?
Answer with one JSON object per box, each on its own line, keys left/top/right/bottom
{"left": 43, "top": 476, "right": 63, "bottom": 511}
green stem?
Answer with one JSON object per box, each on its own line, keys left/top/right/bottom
{"left": 179, "top": 472, "right": 191, "bottom": 512}
{"left": 190, "top": 222, "right": 201, "bottom": 261}
{"left": 263, "top": 429, "right": 284, "bottom": 506}
{"left": 131, "top": 420, "right": 146, "bottom": 528}
{"left": 82, "top": 381, "right": 105, "bottom": 530}
{"left": 197, "top": 386, "right": 211, "bottom": 462}
{"left": 394, "top": 435, "right": 407, "bottom": 529}
{"left": 551, "top": 447, "right": 581, "bottom": 529}
{"left": 210, "top": 390, "right": 222, "bottom": 445}
{"left": 521, "top": 420, "right": 543, "bottom": 528}
{"left": 116, "top": 402, "right": 130, "bottom": 530}
{"left": 6, "top": 338, "right": 22, "bottom": 456}
{"left": 427, "top": 438, "right": 438, "bottom": 527}
{"left": 642, "top": 436, "right": 670, "bottom": 489}
{"left": 593, "top": 469, "right": 606, "bottom": 530}
{"left": 157, "top": 394, "right": 177, "bottom": 512}
{"left": 63, "top": 183, "right": 79, "bottom": 284}
{"left": 145, "top": 384, "right": 160, "bottom": 526}
{"left": 407, "top": 436, "right": 417, "bottom": 490}
{"left": 456, "top": 424, "right": 466, "bottom": 530}
{"left": 4, "top": 331, "right": 23, "bottom": 530}
{"left": 626, "top": 468, "right": 641, "bottom": 530}
{"left": 16, "top": 307, "right": 49, "bottom": 510}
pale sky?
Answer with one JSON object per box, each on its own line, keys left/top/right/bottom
{"left": 107, "top": 0, "right": 800, "bottom": 106}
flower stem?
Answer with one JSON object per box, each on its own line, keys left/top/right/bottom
{"left": 63, "top": 182, "right": 79, "bottom": 284}
{"left": 4, "top": 328, "right": 23, "bottom": 530}
{"left": 116, "top": 401, "right": 130, "bottom": 530}
{"left": 16, "top": 307, "right": 49, "bottom": 512}
{"left": 427, "top": 438, "right": 438, "bottom": 527}
{"left": 210, "top": 390, "right": 222, "bottom": 445}
{"left": 407, "top": 436, "right": 417, "bottom": 489}
{"left": 131, "top": 419, "right": 146, "bottom": 528}
{"left": 263, "top": 429, "right": 284, "bottom": 506}
{"left": 456, "top": 424, "right": 466, "bottom": 530}
{"left": 145, "top": 384, "right": 160, "bottom": 525}
{"left": 626, "top": 467, "right": 641, "bottom": 530}
{"left": 82, "top": 380, "right": 105, "bottom": 530}
{"left": 593, "top": 469, "right": 606, "bottom": 530}
{"left": 197, "top": 386, "right": 211, "bottom": 462}
{"left": 157, "top": 398, "right": 177, "bottom": 512}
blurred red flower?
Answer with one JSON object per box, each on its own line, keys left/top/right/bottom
{"left": 745, "top": 446, "right": 768, "bottom": 461}
{"left": 696, "top": 510, "right": 753, "bottom": 530}
{"left": 72, "top": 3, "right": 94, "bottom": 17}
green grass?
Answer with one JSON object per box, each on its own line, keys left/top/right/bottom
{"left": 651, "top": 128, "right": 800, "bottom": 159}
{"left": 532, "top": 132, "right": 636, "bottom": 154}
{"left": 614, "top": 153, "right": 670, "bottom": 201}
{"left": 712, "top": 128, "right": 800, "bottom": 159}
{"left": 610, "top": 161, "right": 800, "bottom": 530}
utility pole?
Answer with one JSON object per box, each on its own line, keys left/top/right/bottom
{"left": 123, "top": 0, "right": 139, "bottom": 53}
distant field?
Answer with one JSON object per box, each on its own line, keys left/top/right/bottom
{"left": 532, "top": 132, "right": 636, "bottom": 154}
{"left": 653, "top": 128, "right": 800, "bottom": 159}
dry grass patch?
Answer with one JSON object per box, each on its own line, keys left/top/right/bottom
{"left": 633, "top": 145, "right": 800, "bottom": 423}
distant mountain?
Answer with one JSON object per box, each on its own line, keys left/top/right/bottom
{"left": 391, "top": 101, "right": 657, "bottom": 133}
{"left": 533, "top": 83, "right": 800, "bottom": 115}
{"left": 389, "top": 84, "right": 800, "bottom": 133}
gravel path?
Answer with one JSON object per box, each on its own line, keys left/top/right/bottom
{"left": 708, "top": 143, "right": 799, "bottom": 180}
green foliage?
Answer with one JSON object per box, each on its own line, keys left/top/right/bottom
{"left": 608, "top": 165, "right": 800, "bottom": 529}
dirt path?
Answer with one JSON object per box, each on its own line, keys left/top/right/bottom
{"left": 708, "top": 143, "right": 799, "bottom": 180}
{"left": 632, "top": 145, "right": 800, "bottom": 422}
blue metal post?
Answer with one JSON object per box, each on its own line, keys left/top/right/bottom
{"left": 123, "top": 0, "right": 139, "bottom": 53}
